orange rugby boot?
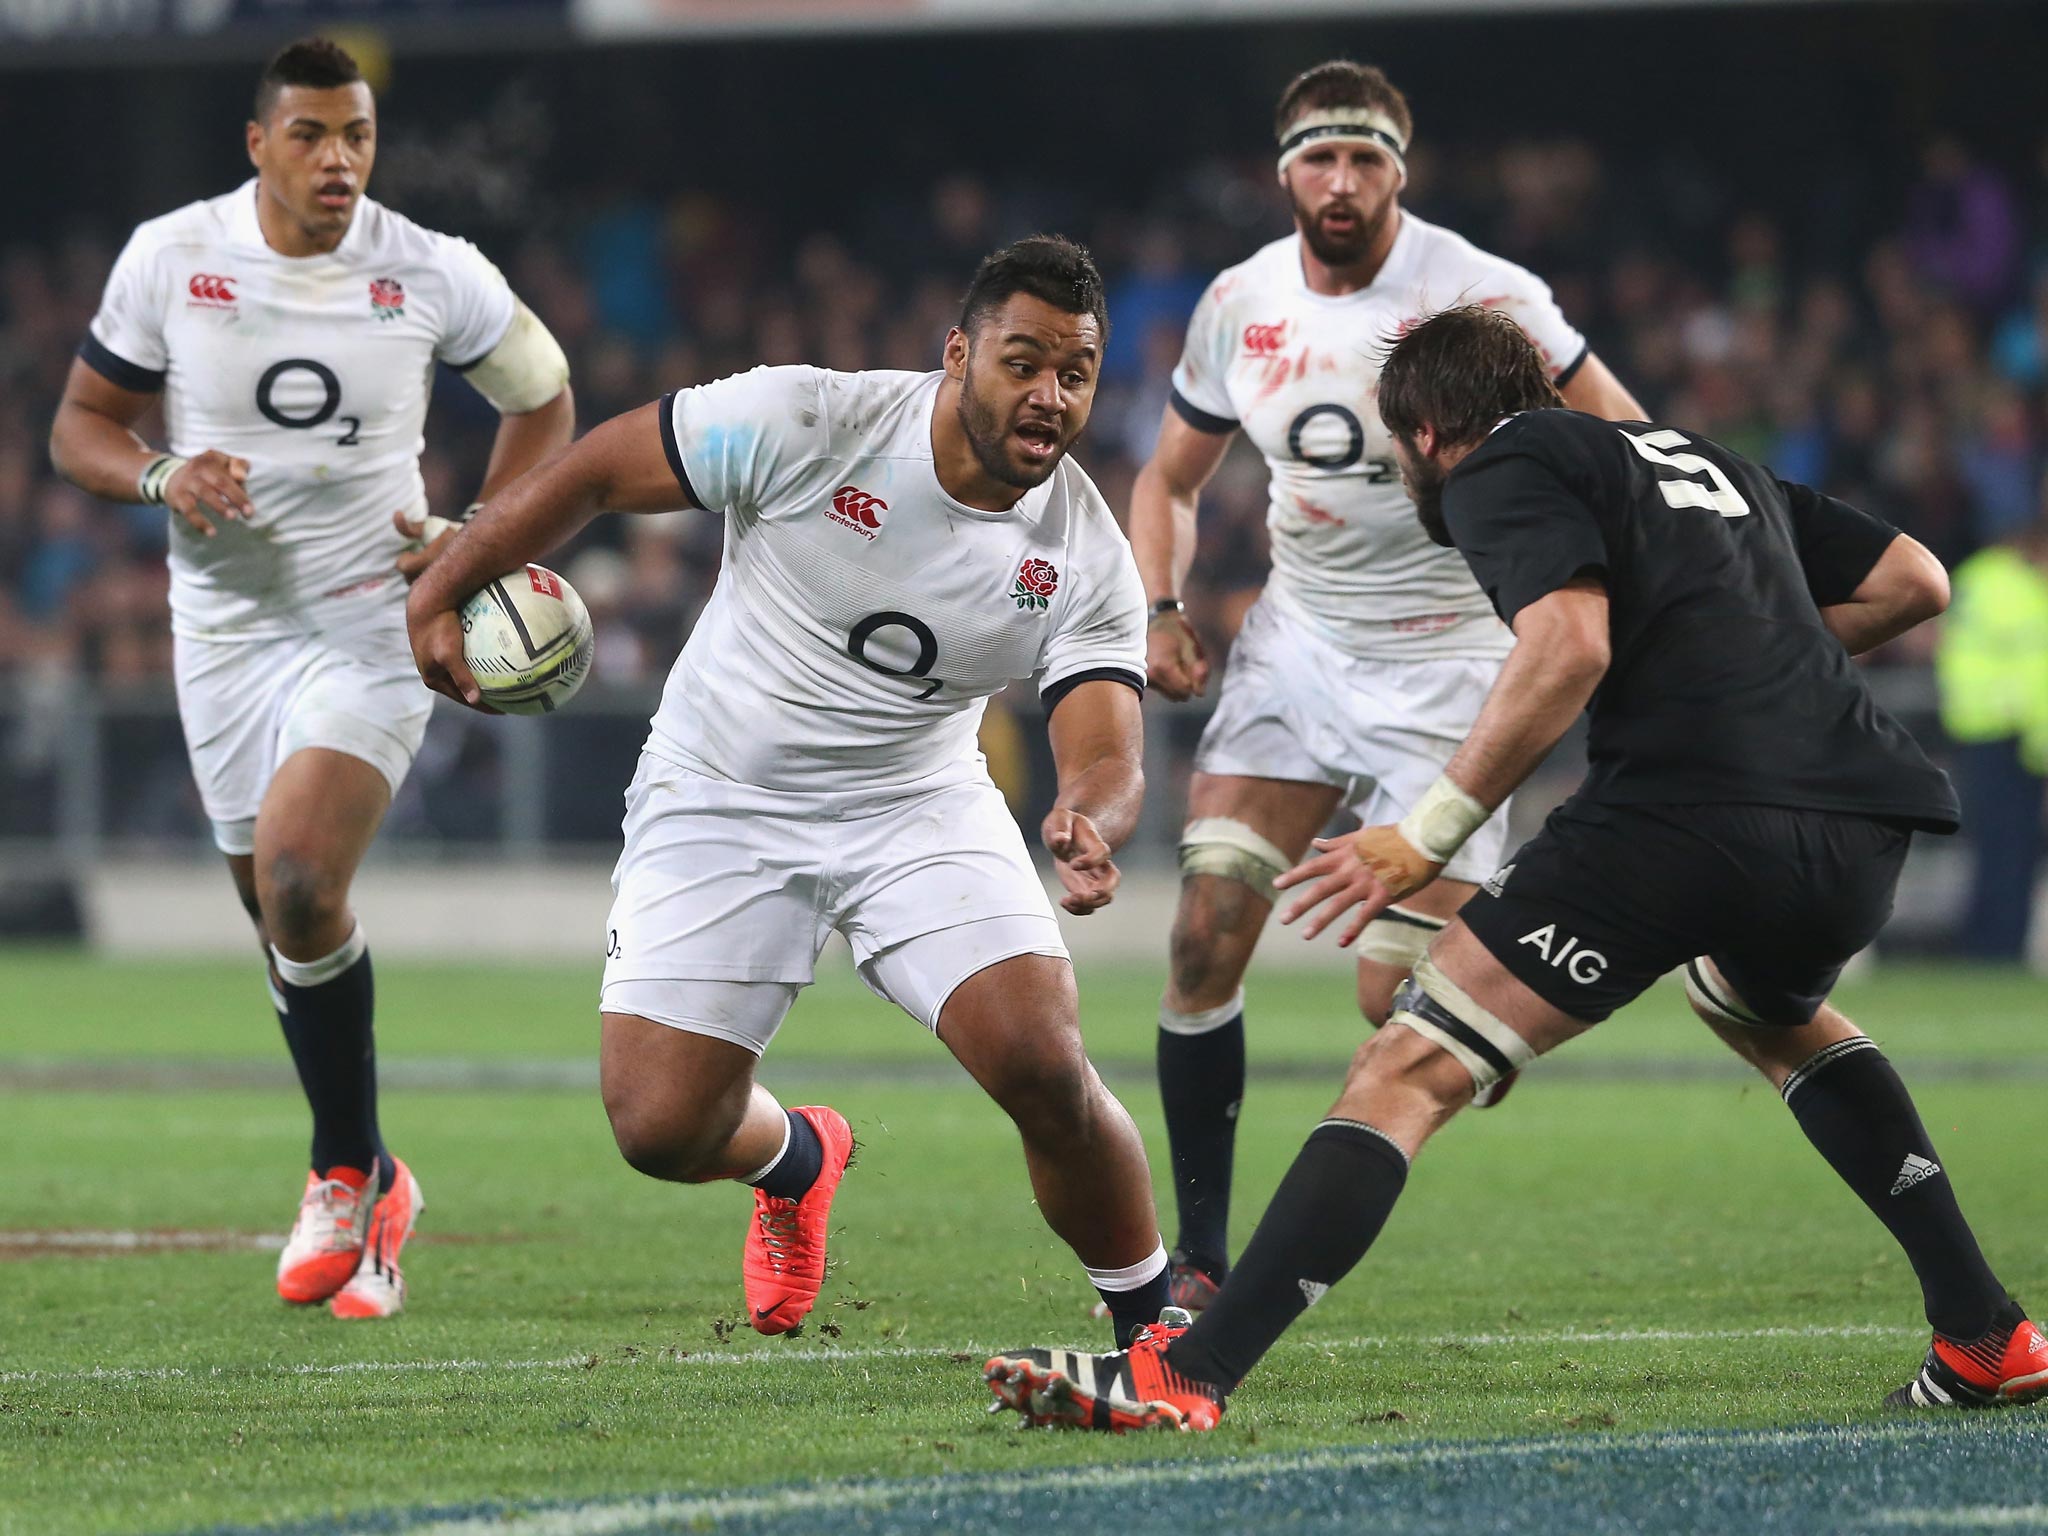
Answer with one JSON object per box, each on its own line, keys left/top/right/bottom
{"left": 276, "top": 1164, "right": 377, "bottom": 1304}
{"left": 985, "top": 1308, "right": 1224, "bottom": 1432}
{"left": 330, "top": 1159, "right": 424, "bottom": 1320}
{"left": 1888, "top": 1302, "right": 2048, "bottom": 1408}
{"left": 743, "top": 1106, "right": 854, "bottom": 1336}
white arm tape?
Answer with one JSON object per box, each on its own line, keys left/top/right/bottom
{"left": 1395, "top": 775, "right": 1491, "bottom": 865}
{"left": 463, "top": 301, "right": 569, "bottom": 416}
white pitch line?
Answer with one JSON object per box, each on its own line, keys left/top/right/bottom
{"left": 0, "top": 1321, "right": 1921, "bottom": 1387}
{"left": 382, "top": 1421, "right": 1965, "bottom": 1536}
{"left": 0, "top": 1230, "right": 283, "bottom": 1252}
{"left": 1872, "top": 1511, "right": 2048, "bottom": 1530}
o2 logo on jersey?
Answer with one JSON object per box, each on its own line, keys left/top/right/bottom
{"left": 255, "top": 358, "right": 361, "bottom": 446}
{"left": 827, "top": 484, "right": 887, "bottom": 540}
{"left": 1242, "top": 321, "right": 1289, "bottom": 357}
{"left": 848, "top": 610, "right": 942, "bottom": 699}
{"left": 1011, "top": 558, "right": 1060, "bottom": 611}
{"left": 1286, "top": 403, "right": 1399, "bottom": 485}
{"left": 369, "top": 278, "right": 406, "bottom": 321}
{"left": 187, "top": 273, "right": 238, "bottom": 310}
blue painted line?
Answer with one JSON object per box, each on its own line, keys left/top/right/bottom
{"left": 172, "top": 1417, "right": 2046, "bottom": 1536}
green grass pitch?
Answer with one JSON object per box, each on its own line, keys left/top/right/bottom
{"left": 0, "top": 949, "right": 2041, "bottom": 1535}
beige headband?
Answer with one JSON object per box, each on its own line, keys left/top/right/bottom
{"left": 1277, "top": 107, "right": 1409, "bottom": 180}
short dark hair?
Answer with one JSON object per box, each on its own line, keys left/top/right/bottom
{"left": 254, "top": 37, "right": 364, "bottom": 122}
{"left": 1377, "top": 305, "right": 1564, "bottom": 448}
{"left": 1274, "top": 60, "right": 1413, "bottom": 148}
{"left": 959, "top": 236, "right": 1110, "bottom": 346}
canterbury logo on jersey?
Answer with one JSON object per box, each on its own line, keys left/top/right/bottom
{"left": 828, "top": 484, "right": 887, "bottom": 540}
{"left": 1242, "top": 321, "right": 1288, "bottom": 356}
{"left": 187, "top": 273, "right": 237, "bottom": 307}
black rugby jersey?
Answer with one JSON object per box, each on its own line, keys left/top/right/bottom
{"left": 1441, "top": 409, "right": 1958, "bottom": 832}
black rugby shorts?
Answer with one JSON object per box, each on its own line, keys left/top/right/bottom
{"left": 1459, "top": 798, "right": 1911, "bottom": 1026}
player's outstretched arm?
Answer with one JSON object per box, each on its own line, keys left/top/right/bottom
{"left": 49, "top": 358, "right": 254, "bottom": 536}
{"left": 1042, "top": 680, "right": 1145, "bottom": 916}
{"left": 1559, "top": 353, "right": 1647, "bottom": 423}
{"left": 406, "top": 399, "right": 691, "bottom": 708}
{"left": 1130, "top": 410, "right": 1233, "bottom": 700}
{"left": 1276, "top": 578, "right": 1611, "bottom": 945}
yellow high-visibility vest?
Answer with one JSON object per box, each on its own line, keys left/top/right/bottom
{"left": 1936, "top": 545, "right": 2048, "bottom": 772}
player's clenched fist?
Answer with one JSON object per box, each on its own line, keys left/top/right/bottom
{"left": 406, "top": 601, "right": 497, "bottom": 714}
{"left": 1042, "top": 808, "right": 1119, "bottom": 915}
{"left": 1274, "top": 825, "right": 1444, "bottom": 946}
{"left": 165, "top": 450, "right": 255, "bottom": 537}
{"left": 1146, "top": 610, "right": 1210, "bottom": 701}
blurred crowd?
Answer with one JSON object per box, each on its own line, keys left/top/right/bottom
{"left": 7, "top": 130, "right": 2048, "bottom": 689}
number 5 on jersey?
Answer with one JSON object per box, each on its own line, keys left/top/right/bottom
{"left": 1622, "top": 428, "right": 1749, "bottom": 518}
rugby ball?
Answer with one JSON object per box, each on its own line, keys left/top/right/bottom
{"left": 458, "top": 564, "right": 594, "bottom": 715}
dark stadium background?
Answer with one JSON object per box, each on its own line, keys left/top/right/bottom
{"left": 2, "top": 0, "right": 2044, "bottom": 956}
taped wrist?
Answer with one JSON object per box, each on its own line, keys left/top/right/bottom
{"left": 138, "top": 453, "right": 188, "bottom": 506}
{"left": 1394, "top": 775, "right": 1489, "bottom": 865}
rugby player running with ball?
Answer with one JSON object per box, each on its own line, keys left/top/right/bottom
{"left": 49, "top": 38, "right": 575, "bottom": 1319}
{"left": 408, "top": 238, "right": 1177, "bottom": 1346}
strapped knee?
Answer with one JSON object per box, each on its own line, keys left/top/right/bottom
{"left": 1357, "top": 905, "right": 1448, "bottom": 970}
{"left": 1179, "top": 817, "right": 1291, "bottom": 891}
{"left": 1683, "top": 958, "right": 1767, "bottom": 1029}
{"left": 1387, "top": 954, "right": 1535, "bottom": 1094}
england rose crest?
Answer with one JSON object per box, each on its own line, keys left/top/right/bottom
{"left": 369, "top": 278, "right": 406, "bottom": 320}
{"left": 1012, "top": 558, "right": 1059, "bottom": 611}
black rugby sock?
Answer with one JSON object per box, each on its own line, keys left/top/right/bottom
{"left": 272, "top": 930, "right": 391, "bottom": 1192}
{"left": 1096, "top": 1262, "right": 1175, "bottom": 1350}
{"left": 1782, "top": 1038, "right": 2006, "bottom": 1339}
{"left": 743, "top": 1110, "right": 825, "bottom": 1201}
{"left": 1158, "top": 1005, "right": 1246, "bottom": 1278}
{"left": 1167, "top": 1119, "right": 1409, "bottom": 1390}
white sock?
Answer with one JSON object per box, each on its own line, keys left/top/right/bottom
{"left": 1085, "top": 1240, "right": 1169, "bottom": 1292}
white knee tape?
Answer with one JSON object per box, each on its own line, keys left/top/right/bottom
{"left": 1159, "top": 989, "right": 1246, "bottom": 1036}
{"left": 1356, "top": 905, "right": 1447, "bottom": 969}
{"left": 271, "top": 922, "right": 367, "bottom": 988}
{"left": 1179, "top": 817, "right": 1292, "bottom": 891}
{"left": 1387, "top": 953, "right": 1536, "bottom": 1092}
{"left": 1683, "top": 958, "right": 1766, "bottom": 1029}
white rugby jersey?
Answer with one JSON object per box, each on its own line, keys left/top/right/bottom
{"left": 85, "top": 180, "right": 516, "bottom": 640}
{"left": 1171, "top": 214, "right": 1590, "bottom": 660}
{"left": 650, "top": 366, "right": 1147, "bottom": 795}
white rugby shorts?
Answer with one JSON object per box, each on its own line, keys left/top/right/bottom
{"left": 172, "top": 602, "right": 432, "bottom": 855}
{"left": 600, "top": 754, "right": 1070, "bottom": 1054}
{"left": 1194, "top": 597, "right": 1512, "bottom": 884}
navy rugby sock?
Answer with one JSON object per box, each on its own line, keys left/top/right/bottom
{"left": 1168, "top": 1119, "right": 1409, "bottom": 1391}
{"left": 743, "top": 1110, "right": 825, "bottom": 1202}
{"left": 1781, "top": 1038, "right": 2006, "bottom": 1339}
{"left": 271, "top": 926, "right": 392, "bottom": 1192}
{"left": 1157, "top": 996, "right": 1246, "bottom": 1279}
{"left": 1090, "top": 1248, "right": 1174, "bottom": 1349}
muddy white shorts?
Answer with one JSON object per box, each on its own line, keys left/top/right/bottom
{"left": 172, "top": 602, "right": 432, "bottom": 855}
{"left": 600, "top": 754, "right": 1070, "bottom": 1054}
{"left": 1193, "top": 597, "right": 1513, "bottom": 884}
